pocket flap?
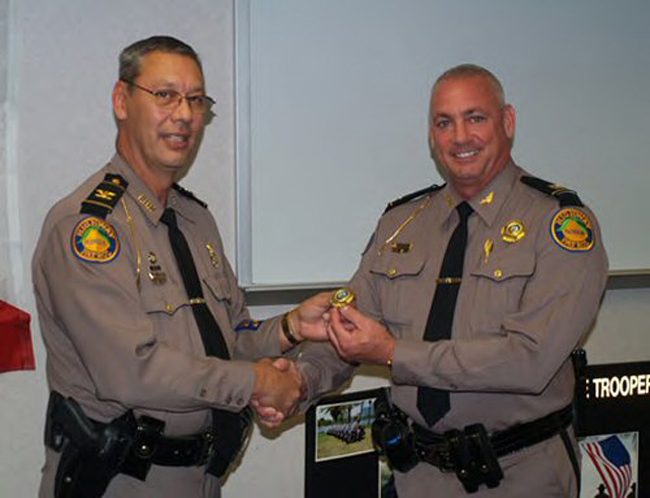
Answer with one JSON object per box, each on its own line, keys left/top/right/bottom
{"left": 369, "top": 254, "right": 426, "bottom": 279}
{"left": 140, "top": 286, "right": 188, "bottom": 315}
{"left": 470, "top": 253, "right": 535, "bottom": 282}
{"left": 204, "top": 274, "right": 232, "bottom": 302}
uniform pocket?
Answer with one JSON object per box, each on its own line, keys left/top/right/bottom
{"left": 203, "top": 274, "right": 232, "bottom": 303}
{"left": 467, "top": 252, "right": 536, "bottom": 333}
{"left": 470, "top": 252, "right": 535, "bottom": 282}
{"left": 368, "top": 252, "right": 427, "bottom": 331}
{"left": 140, "top": 284, "right": 188, "bottom": 316}
{"left": 369, "top": 252, "right": 426, "bottom": 281}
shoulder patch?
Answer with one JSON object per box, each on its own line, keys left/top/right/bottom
{"left": 172, "top": 184, "right": 207, "bottom": 208}
{"left": 234, "top": 319, "right": 263, "bottom": 332}
{"left": 550, "top": 208, "right": 595, "bottom": 252}
{"left": 71, "top": 216, "right": 120, "bottom": 263}
{"left": 384, "top": 184, "right": 443, "bottom": 214}
{"left": 80, "top": 173, "right": 128, "bottom": 218}
{"left": 520, "top": 176, "right": 583, "bottom": 207}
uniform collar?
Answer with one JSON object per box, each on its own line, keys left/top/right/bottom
{"left": 108, "top": 153, "right": 196, "bottom": 226}
{"left": 439, "top": 160, "right": 519, "bottom": 228}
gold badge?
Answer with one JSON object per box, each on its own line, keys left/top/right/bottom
{"left": 330, "top": 287, "right": 356, "bottom": 308}
{"left": 391, "top": 242, "right": 412, "bottom": 254}
{"left": 147, "top": 251, "right": 167, "bottom": 285}
{"left": 551, "top": 208, "right": 595, "bottom": 251}
{"left": 72, "top": 217, "right": 120, "bottom": 263}
{"left": 501, "top": 220, "right": 526, "bottom": 243}
{"left": 206, "top": 243, "right": 219, "bottom": 268}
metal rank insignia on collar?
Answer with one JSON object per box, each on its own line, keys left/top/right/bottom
{"left": 206, "top": 243, "right": 219, "bottom": 268}
{"left": 147, "top": 251, "right": 167, "bottom": 285}
{"left": 137, "top": 194, "right": 155, "bottom": 212}
{"left": 501, "top": 220, "right": 526, "bottom": 244}
{"left": 480, "top": 191, "right": 494, "bottom": 205}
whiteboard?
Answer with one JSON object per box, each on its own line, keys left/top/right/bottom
{"left": 236, "top": 0, "right": 650, "bottom": 288}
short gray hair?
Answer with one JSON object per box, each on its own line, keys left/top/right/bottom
{"left": 118, "top": 35, "right": 203, "bottom": 83}
{"left": 432, "top": 64, "right": 506, "bottom": 107}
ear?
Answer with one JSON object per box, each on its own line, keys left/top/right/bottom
{"left": 503, "top": 104, "right": 516, "bottom": 140}
{"left": 428, "top": 124, "right": 437, "bottom": 158}
{"left": 112, "top": 80, "right": 129, "bottom": 121}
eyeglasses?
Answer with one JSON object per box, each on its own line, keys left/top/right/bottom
{"left": 121, "top": 79, "right": 215, "bottom": 115}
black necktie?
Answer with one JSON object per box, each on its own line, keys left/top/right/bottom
{"left": 417, "top": 201, "right": 474, "bottom": 426}
{"left": 161, "top": 208, "right": 229, "bottom": 360}
{"left": 161, "top": 207, "right": 248, "bottom": 477}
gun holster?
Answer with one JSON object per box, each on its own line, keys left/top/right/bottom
{"left": 46, "top": 392, "right": 137, "bottom": 498}
{"left": 371, "top": 388, "right": 419, "bottom": 473}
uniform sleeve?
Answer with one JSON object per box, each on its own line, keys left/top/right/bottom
{"left": 34, "top": 214, "right": 255, "bottom": 413}
{"left": 223, "top": 255, "right": 284, "bottom": 360}
{"left": 295, "top": 228, "right": 385, "bottom": 405}
{"left": 296, "top": 342, "right": 357, "bottom": 408}
{"left": 391, "top": 206, "right": 609, "bottom": 393}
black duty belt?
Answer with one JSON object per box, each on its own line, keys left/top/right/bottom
{"left": 47, "top": 414, "right": 216, "bottom": 468}
{"left": 413, "top": 404, "right": 573, "bottom": 471}
{"left": 45, "top": 392, "right": 216, "bottom": 469}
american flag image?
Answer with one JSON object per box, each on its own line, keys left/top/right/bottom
{"left": 584, "top": 435, "right": 633, "bottom": 498}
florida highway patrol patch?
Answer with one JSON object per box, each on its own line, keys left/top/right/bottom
{"left": 550, "top": 208, "right": 595, "bottom": 252}
{"left": 71, "top": 216, "right": 120, "bottom": 263}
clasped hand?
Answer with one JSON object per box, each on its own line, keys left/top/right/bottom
{"left": 251, "top": 357, "right": 302, "bottom": 428}
{"left": 250, "top": 290, "right": 395, "bottom": 428}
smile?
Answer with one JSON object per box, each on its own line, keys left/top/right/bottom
{"left": 453, "top": 150, "right": 479, "bottom": 159}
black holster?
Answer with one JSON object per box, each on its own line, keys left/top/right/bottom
{"left": 205, "top": 406, "right": 253, "bottom": 478}
{"left": 371, "top": 388, "right": 503, "bottom": 493}
{"left": 46, "top": 392, "right": 137, "bottom": 498}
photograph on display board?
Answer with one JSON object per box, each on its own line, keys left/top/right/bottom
{"left": 315, "top": 397, "right": 375, "bottom": 462}
{"left": 579, "top": 432, "right": 638, "bottom": 498}
{"left": 378, "top": 457, "right": 397, "bottom": 498}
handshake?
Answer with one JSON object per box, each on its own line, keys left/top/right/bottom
{"left": 249, "top": 288, "right": 396, "bottom": 428}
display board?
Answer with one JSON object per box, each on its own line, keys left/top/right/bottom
{"left": 574, "top": 357, "right": 650, "bottom": 497}
{"left": 236, "top": 0, "right": 650, "bottom": 287}
{"left": 304, "top": 357, "right": 650, "bottom": 497}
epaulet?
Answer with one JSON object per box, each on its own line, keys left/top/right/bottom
{"left": 520, "top": 176, "right": 584, "bottom": 207}
{"left": 383, "top": 184, "right": 443, "bottom": 214}
{"left": 80, "top": 173, "right": 128, "bottom": 219}
{"left": 172, "top": 183, "right": 207, "bottom": 208}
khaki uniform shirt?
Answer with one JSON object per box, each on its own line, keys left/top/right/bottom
{"left": 299, "top": 161, "right": 608, "bottom": 497}
{"left": 33, "top": 154, "right": 282, "bottom": 497}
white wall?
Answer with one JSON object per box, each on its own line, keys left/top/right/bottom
{"left": 0, "top": 2, "right": 648, "bottom": 497}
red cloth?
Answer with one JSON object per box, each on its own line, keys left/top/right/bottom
{"left": 0, "top": 299, "right": 35, "bottom": 373}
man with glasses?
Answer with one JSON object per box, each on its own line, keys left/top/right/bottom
{"left": 33, "top": 35, "right": 328, "bottom": 498}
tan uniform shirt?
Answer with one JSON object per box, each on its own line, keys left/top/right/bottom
{"left": 299, "top": 161, "right": 608, "bottom": 497}
{"left": 33, "top": 154, "right": 282, "bottom": 497}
